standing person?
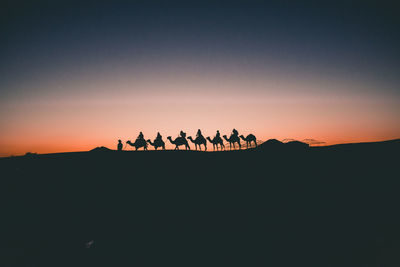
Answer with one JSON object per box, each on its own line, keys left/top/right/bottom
{"left": 117, "top": 139, "right": 123, "bottom": 151}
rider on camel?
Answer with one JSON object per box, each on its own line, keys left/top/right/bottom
{"left": 215, "top": 130, "right": 221, "bottom": 139}
{"left": 232, "top": 128, "right": 238, "bottom": 138}
{"left": 156, "top": 132, "right": 162, "bottom": 141}
{"left": 196, "top": 129, "right": 203, "bottom": 139}
{"left": 137, "top": 132, "right": 144, "bottom": 141}
{"left": 180, "top": 130, "right": 186, "bottom": 139}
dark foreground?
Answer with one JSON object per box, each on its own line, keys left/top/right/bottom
{"left": 1, "top": 139, "right": 399, "bottom": 266}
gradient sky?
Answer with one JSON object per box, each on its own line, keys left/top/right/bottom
{"left": 1, "top": 0, "right": 399, "bottom": 156}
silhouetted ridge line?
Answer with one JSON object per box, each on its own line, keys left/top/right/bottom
{"left": 282, "top": 138, "right": 326, "bottom": 146}
{"left": 255, "top": 139, "right": 309, "bottom": 151}
{"left": 285, "top": 140, "right": 309, "bottom": 149}
{"left": 90, "top": 146, "right": 112, "bottom": 152}
{"left": 313, "top": 138, "right": 400, "bottom": 150}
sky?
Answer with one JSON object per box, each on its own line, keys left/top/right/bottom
{"left": 1, "top": 0, "right": 399, "bottom": 156}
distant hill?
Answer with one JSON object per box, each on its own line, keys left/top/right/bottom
{"left": 256, "top": 138, "right": 284, "bottom": 149}
{"left": 255, "top": 138, "right": 400, "bottom": 152}
{"left": 255, "top": 139, "right": 309, "bottom": 151}
{"left": 90, "top": 146, "right": 112, "bottom": 152}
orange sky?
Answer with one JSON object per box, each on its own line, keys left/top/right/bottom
{"left": 1, "top": 69, "right": 399, "bottom": 156}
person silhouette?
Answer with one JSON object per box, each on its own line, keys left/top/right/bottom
{"left": 156, "top": 132, "right": 162, "bottom": 141}
{"left": 232, "top": 128, "right": 238, "bottom": 137}
{"left": 180, "top": 130, "right": 186, "bottom": 138}
{"left": 117, "top": 139, "right": 123, "bottom": 151}
{"left": 215, "top": 130, "right": 221, "bottom": 139}
{"left": 137, "top": 132, "right": 144, "bottom": 141}
{"left": 196, "top": 129, "right": 203, "bottom": 138}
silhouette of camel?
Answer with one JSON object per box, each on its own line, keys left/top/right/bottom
{"left": 167, "top": 136, "right": 190, "bottom": 150}
{"left": 146, "top": 139, "right": 165, "bottom": 150}
{"left": 207, "top": 136, "right": 225, "bottom": 151}
{"left": 126, "top": 139, "right": 148, "bottom": 151}
{"left": 223, "top": 135, "right": 241, "bottom": 150}
{"left": 187, "top": 136, "right": 207, "bottom": 151}
{"left": 239, "top": 134, "right": 257, "bottom": 149}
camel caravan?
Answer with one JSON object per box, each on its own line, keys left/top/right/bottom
{"left": 120, "top": 129, "right": 257, "bottom": 151}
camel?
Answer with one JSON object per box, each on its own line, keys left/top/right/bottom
{"left": 187, "top": 136, "right": 207, "bottom": 151}
{"left": 239, "top": 134, "right": 257, "bottom": 149}
{"left": 167, "top": 136, "right": 190, "bottom": 150}
{"left": 146, "top": 138, "right": 165, "bottom": 150}
{"left": 223, "top": 135, "right": 241, "bottom": 150}
{"left": 206, "top": 136, "right": 225, "bottom": 151}
{"left": 126, "top": 139, "right": 148, "bottom": 151}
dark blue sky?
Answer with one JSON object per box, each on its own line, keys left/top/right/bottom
{"left": 2, "top": 0, "right": 400, "bottom": 93}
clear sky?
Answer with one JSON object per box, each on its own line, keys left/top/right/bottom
{"left": 1, "top": 0, "right": 399, "bottom": 156}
